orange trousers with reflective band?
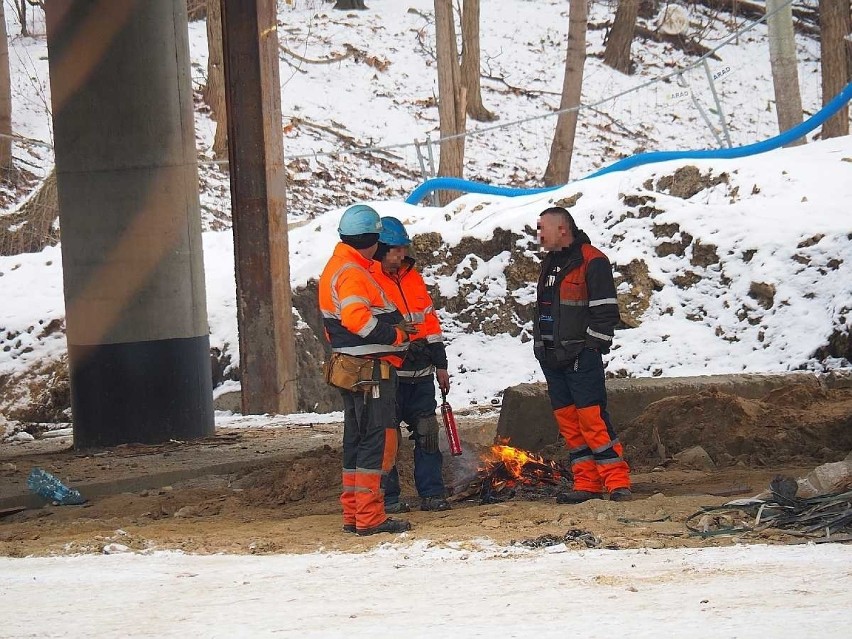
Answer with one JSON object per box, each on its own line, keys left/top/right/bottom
{"left": 542, "top": 349, "right": 630, "bottom": 493}
{"left": 339, "top": 366, "right": 399, "bottom": 530}
{"left": 553, "top": 404, "right": 629, "bottom": 492}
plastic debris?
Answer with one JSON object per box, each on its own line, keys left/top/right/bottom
{"left": 27, "top": 467, "right": 87, "bottom": 505}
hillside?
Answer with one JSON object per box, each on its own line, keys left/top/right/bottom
{"left": 0, "top": 0, "right": 849, "bottom": 424}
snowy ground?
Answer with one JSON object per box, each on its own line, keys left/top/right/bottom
{"left": 1, "top": 543, "right": 849, "bottom": 638}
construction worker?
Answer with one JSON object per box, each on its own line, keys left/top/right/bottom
{"left": 318, "top": 204, "right": 416, "bottom": 535}
{"left": 370, "top": 217, "right": 452, "bottom": 512}
{"left": 533, "top": 206, "right": 632, "bottom": 503}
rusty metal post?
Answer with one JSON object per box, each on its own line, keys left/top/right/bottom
{"left": 220, "top": 0, "right": 297, "bottom": 414}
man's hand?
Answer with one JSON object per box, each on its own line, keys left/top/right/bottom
{"left": 436, "top": 369, "right": 450, "bottom": 394}
{"left": 395, "top": 320, "right": 418, "bottom": 338}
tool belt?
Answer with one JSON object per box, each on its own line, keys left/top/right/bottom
{"left": 323, "top": 353, "right": 391, "bottom": 392}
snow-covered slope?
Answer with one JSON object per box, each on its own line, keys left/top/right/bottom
{"left": 3, "top": 136, "right": 850, "bottom": 408}
{"left": 0, "top": 0, "right": 848, "bottom": 414}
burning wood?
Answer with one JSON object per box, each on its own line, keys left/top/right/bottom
{"left": 469, "top": 444, "right": 571, "bottom": 504}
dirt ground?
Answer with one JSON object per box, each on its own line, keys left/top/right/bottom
{"left": 1, "top": 385, "right": 850, "bottom": 558}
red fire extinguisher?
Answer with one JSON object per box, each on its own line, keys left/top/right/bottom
{"left": 440, "top": 389, "right": 463, "bottom": 456}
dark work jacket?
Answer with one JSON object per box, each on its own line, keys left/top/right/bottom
{"left": 533, "top": 232, "right": 621, "bottom": 369}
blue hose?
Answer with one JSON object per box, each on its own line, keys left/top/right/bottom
{"left": 406, "top": 81, "right": 852, "bottom": 205}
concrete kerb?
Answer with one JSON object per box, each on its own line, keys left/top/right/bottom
{"left": 496, "top": 371, "right": 852, "bottom": 452}
{"left": 0, "top": 455, "right": 296, "bottom": 512}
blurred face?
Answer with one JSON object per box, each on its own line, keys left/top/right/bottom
{"left": 382, "top": 246, "right": 407, "bottom": 273}
{"left": 537, "top": 213, "right": 573, "bottom": 251}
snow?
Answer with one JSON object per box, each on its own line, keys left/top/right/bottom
{"left": 1, "top": 543, "right": 849, "bottom": 638}
{"left": 217, "top": 136, "right": 852, "bottom": 403}
{"left": 1, "top": 1, "right": 849, "bottom": 407}
{"left": 0, "top": 4, "right": 850, "bottom": 633}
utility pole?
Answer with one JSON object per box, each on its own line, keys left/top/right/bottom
{"left": 220, "top": 0, "right": 298, "bottom": 414}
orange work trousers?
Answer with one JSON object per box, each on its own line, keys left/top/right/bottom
{"left": 339, "top": 366, "right": 399, "bottom": 530}
{"left": 542, "top": 348, "right": 630, "bottom": 493}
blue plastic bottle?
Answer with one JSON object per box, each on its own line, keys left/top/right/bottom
{"left": 27, "top": 467, "right": 86, "bottom": 505}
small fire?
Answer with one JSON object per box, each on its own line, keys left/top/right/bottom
{"left": 479, "top": 442, "right": 566, "bottom": 496}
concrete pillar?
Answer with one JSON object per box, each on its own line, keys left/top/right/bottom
{"left": 46, "top": 0, "right": 214, "bottom": 448}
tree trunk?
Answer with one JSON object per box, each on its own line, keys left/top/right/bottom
{"left": 819, "top": 0, "right": 851, "bottom": 138}
{"left": 766, "top": 0, "right": 804, "bottom": 145}
{"left": 434, "top": 0, "right": 466, "bottom": 205}
{"left": 333, "top": 0, "right": 368, "bottom": 10}
{"left": 603, "top": 0, "right": 638, "bottom": 74}
{"left": 543, "top": 0, "right": 587, "bottom": 186}
{"left": 0, "top": 2, "right": 12, "bottom": 169}
{"left": 459, "top": 0, "right": 495, "bottom": 122}
{"left": 16, "top": 1, "right": 28, "bottom": 38}
{"left": 187, "top": 0, "right": 207, "bottom": 21}
{"left": 205, "top": 0, "right": 227, "bottom": 159}
{"left": 0, "top": 168, "right": 58, "bottom": 256}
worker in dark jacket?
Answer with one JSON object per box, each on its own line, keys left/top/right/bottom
{"left": 318, "top": 204, "right": 416, "bottom": 535}
{"left": 370, "top": 217, "right": 451, "bottom": 512}
{"left": 533, "top": 206, "right": 632, "bottom": 503}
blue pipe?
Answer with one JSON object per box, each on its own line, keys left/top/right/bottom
{"left": 406, "top": 81, "right": 852, "bottom": 205}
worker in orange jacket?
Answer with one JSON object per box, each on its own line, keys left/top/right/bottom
{"left": 318, "top": 204, "right": 416, "bottom": 536}
{"left": 370, "top": 217, "right": 452, "bottom": 512}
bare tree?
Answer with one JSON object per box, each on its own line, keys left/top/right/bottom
{"left": 187, "top": 0, "right": 207, "bottom": 21}
{"left": 459, "top": 0, "right": 495, "bottom": 122}
{"left": 0, "top": 2, "right": 12, "bottom": 169}
{"left": 819, "top": 0, "right": 851, "bottom": 138}
{"left": 205, "top": 0, "right": 227, "bottom": 158}
{"left": 12, "top": 1, "right": 28, "bottom": 37}
{"left": 766, "top": 0, "right": 804, "bottom": 145}
{"left": 333, "top": 0, "right": 368, "bottom": 10}
{"left": 603, "top": 0, "right": 638, "bottom": 74}
{"left": 434, "top": 0, "right": 466, "bottom": 204}
{"left": 543, "top": 0, "right": 587, "bottom": 186}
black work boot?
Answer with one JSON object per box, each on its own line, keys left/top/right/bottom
{"left": 609, "top": 488, "right": 633, "bottom": 502}
{"left": 342, "top": 523, "right": 356, "bottom": 534}
{"left": 384, "top": 500, "right": 411, "bottom": 514}
{"left": 420, "top": 496, "right": 451, "bottom": 511}
{"left": 556, "top": 490, "right": 603, "bottom": 504}
{"left": 356, "top": 517, "right": 412, "bottom": 536}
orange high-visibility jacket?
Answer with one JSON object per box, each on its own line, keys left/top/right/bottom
{"left": 318, "top": 242, "right": 408, "bottom": 366}
{"left": 371, "top": 257, "right": 447, "bottom": 379}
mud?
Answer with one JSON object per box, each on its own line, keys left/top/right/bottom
{"left": 2, "top": 385, "right": 850, "bottom": 557}
{"left": 621, "top": 385, "right": 852, "bottom": 469}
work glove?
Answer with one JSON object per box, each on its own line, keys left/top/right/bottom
{"left": 408, "top": 338, "right": 429, "bottom": 356}
{"left": 394, "top": 320, "right": 417, "bottom": 340}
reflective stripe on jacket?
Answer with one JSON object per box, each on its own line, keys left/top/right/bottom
{"left": 533, "top": 235, "right": 620, "bottom": 367}
{"left": 318, "top": 242, "right": 408, "bottom": 366}
{"left": 370, "top": 257, "right": 448, "bottom": 378}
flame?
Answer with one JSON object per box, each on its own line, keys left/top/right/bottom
{"left": 481, "top": 443, "right": 562, "bottom": 485}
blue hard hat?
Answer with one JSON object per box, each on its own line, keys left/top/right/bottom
{"left": 338, "top": 204, "right": 382, "bottom": 236}
{"left": 378, "top": 216, "right": 411, "bottom": 247}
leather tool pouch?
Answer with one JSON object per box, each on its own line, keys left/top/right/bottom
{"left": 323, "top": 353, "right": 391, "bottom": 391}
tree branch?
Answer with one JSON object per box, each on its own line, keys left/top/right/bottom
{"left": 634, "top": 24, "right": 722, "bottom": 59}
{"left": 482, "top": 75, "right": 561, "bottom": 97}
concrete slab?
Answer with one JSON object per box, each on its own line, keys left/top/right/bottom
{"left": 496, "top": 372, "right": 842, "bottom": 452}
